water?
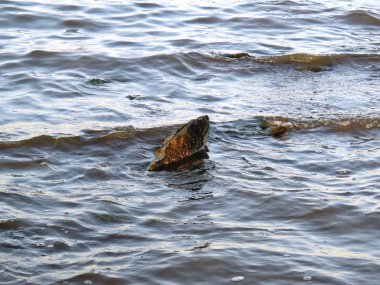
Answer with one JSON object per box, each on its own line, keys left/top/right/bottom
{"left": 1, "top": 0, "right": 379, "bottom": 284}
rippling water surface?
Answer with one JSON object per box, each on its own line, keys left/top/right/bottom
{"left": 1, "top": 1, "right": 379, "bottom": 284}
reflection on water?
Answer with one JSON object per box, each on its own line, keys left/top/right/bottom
{"left": 1, "top": 0, "right": 380, "bottom": 284}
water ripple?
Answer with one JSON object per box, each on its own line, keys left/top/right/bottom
{"left": 1, "top": 1, "right": 380, "bottom": 284}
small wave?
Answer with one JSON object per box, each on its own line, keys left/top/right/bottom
{"left": 0, "top": 124, "right": 180, "bottom": 151}
{"left": 122, "top": 51, "right": 380, "bottom": 75}
{"left": 60, "top": 18, "right": 109, "bottom": 31}
{"left": 221, "top": 52, "right": 380, "bottom": 66}
{"left": 2, "top": 116, "right": 379, "bottom": 151}
{"left": 184, "top": 16, "right": 224, "bottom": 24}
{"left": 259, "top": 116, "right": 380, "bottom": 134}
{"left": 12, "top": 50, "right": 380, "bottom": 78}
{"left": 26, "top": 50, "right": 60, "bottom": 58}
{"left": 0, "top": 127, "right": 136, "bottom": 150}
{"left": 339, "top": 10, "right": 380, "bottom": 26}
{"left": 0, "top": 134, "right": 61, "bottom": 149}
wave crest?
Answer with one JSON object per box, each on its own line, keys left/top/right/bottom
{"left": 0, "top": 126, "right": 136, "bottom": 150}
{"left": 260, "top": 116, "right": 380, "bottom": 134}
{"left": 221, "top": 52, "right": 380, "bottom": 66}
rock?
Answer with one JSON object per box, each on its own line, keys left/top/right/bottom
{"left": 148, "top": 116, "right": 209, "bottom": 171}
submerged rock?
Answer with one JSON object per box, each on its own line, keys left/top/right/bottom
{"left": 88, "top": 78, "right": 110, "bottom": 85}
{"left": 267, "top": 125, "right": 287, "bottom": 137}
{"left": 259, "top": 119, "right": 288, "bottom": 138}
{"left": 148, "top": 115, "right": 209, "bottom": 171}
{"left": 224, "top": 52, "right": 250, "bottom": 59}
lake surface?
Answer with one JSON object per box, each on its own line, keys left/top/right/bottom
{"left": 1, "top": 1, "right": 379, "bottom": 284}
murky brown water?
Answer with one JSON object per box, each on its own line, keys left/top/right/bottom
{"left": 1, "top": 1, "right": 379, "bottom": 284}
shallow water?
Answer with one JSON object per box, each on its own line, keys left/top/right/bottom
{"left": 1, "top": 1, "right": 379, "bottom": 284}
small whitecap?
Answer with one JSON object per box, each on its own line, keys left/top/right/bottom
{"left": 231, "top": 276, "right": 245, "bottom": 282}
{"left": 84, "top": 280, "right": 93, "bottom": 285}
{"left": 303, "top": 275, "right": 312, "bottom": 281}
{"left": 283, "top": 253, "right": 290, "bottom": 257}
{"left": 36, "top": 242, "right": 45, "bottom": 247}
{"left": 47, "top": 244, "right": 54, "bottom": 248}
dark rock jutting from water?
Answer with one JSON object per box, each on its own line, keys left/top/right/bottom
{"left": 148, "top": 116, "right": 210, "bottom": 171}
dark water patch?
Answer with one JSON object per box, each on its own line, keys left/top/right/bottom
{"left": 184, "top": 15, "right": 224, "bottom": 24}
{"left": 126, "top": 94, "right": 142, "bottom": 100}
{"left": 0, "top": 190, "right": 53, "bottom": 215}
{"left": 44, "top": 240, "right": 72, "bottom": 252}
{"left": 83, "top": 210, "right": 131, "bottom": 225}
{"left": 295, "top": 65, "right": 332, "bottom": 72}
{"left": 170, "top": 38, "right": 201, "bottom": 48}
{"left": 55, "top": 4, "right": 82, "bottom": 12}
{"left": 27, "top": 50, "right": 61, "bottom": 59}
{"left": 0, "top": 134, "right": 78, "bottom": 149}
{"left": 60, "top": 18, "right": 110, "bottom": 31}
{"left": 0, "top": 157, "right": 52, "bottom": 170}
{"left": 60, "top": 272, "right": 125, "bottom": 285}
{"left": 45, "top": 218, "right": 95, "bottom": 238}
{"left": 339, "top": 10, "right": 380, "bottom": 26}
{"left": 105, "top": 40, "right": 141, "bottom": 48}
{"left": 134, "top": 2, "right": 162, "bottom": 9}
{"left": 213, "top": 118, "right": 264, "bottom": 141}
{"left": 0, "top": 126, "right": 137, "bottom": 150}
{"left": 82, "top": 167, "right": 115, "bottom": 181}
{"left": 242, "top": 16, "right": 293, "bottom": 30}
{"left": 0, "top": 34, "right": 17, "bottom": 42}
{"left": 1, "top": 12, "right": 57, "bottom": 29}
{"left": 64, "top": 28, "right": 80, "bottom": 33}
{"left": 0, "top": 218, "right": 28, "bottom": 230}
{"left": 166, "top": 160, "right": 214, "bottom": 192}
{"left": 223, "top": 52, "right": 250, "bottom": 59}
{"left": 0, "top": 5, "right": 29, "bottom": 13}
{"left": 87, "top": 78, "right": 110, "bottom": 85}
{"left": 0, "top": 71, "right": 41, "bottom": 86}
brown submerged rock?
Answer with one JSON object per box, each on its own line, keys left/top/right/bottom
{"left": 148, "top": 115, "right": 210, "bottom": 171}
